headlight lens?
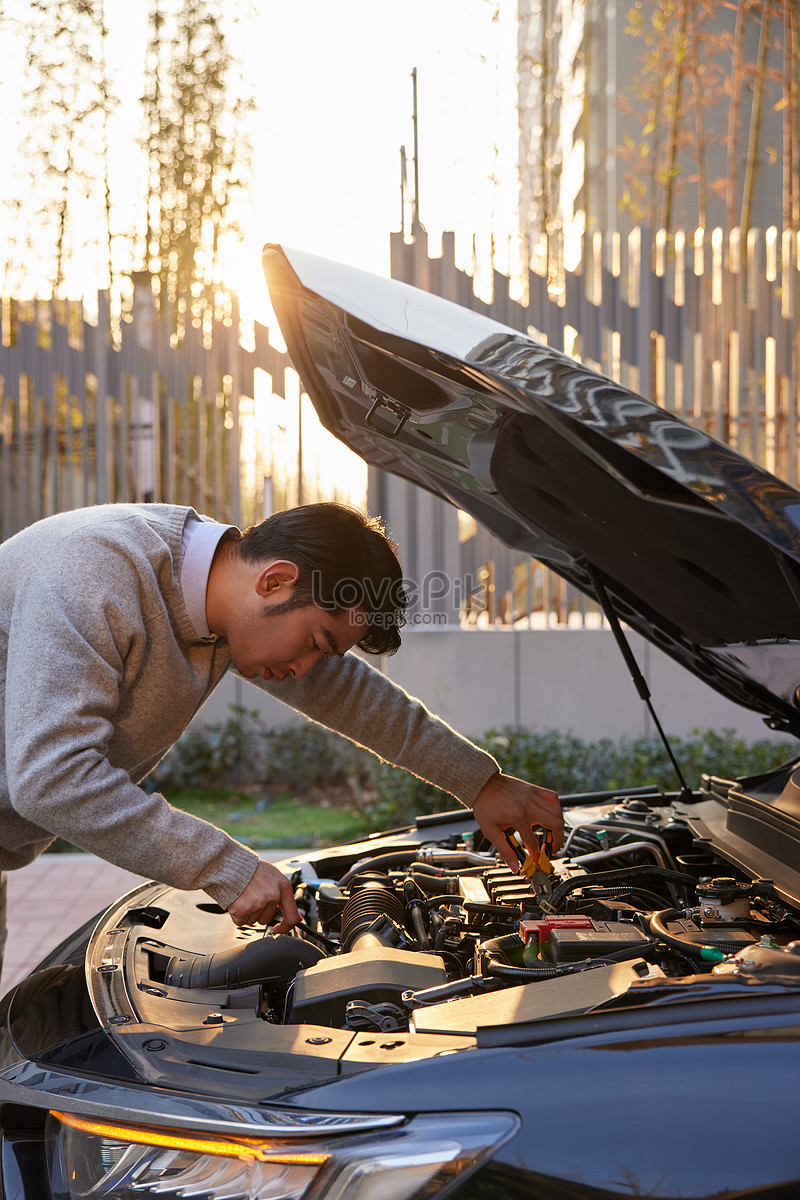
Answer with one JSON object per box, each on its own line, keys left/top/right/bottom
{"left": 47, "top": 1111, "right": 321, "bottom": 1199}
{"left": 46, "top": 1108, "right": 517, "bottom": 1200}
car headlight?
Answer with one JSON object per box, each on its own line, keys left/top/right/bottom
{"left": 46, "top": 1108, "right": 517, "bottom": 1200}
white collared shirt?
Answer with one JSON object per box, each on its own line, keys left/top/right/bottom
{"left": 180, "top": 514, "right": 235, "bottom": 640}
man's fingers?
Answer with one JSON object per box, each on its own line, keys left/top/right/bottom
{"left": 227, "top": 862, "right": 301, "bottom": 931}
{"left": 232, "top": 897, "right": 301, "bottom": 930}
{"left": 495, "top": 836, "right": 523, "bottom": 873}
{"left": 231, "top": 901, "right": 277, "bottom": 927}
{"left": 515, "top": 788, "right": 563, "bottom": 852}
{"left": 509, "top": 824, "right": 536, "bottom": 862}
{"left": 274, "top": 885, "right": 301, "bottom": 930}
{"left": 271, "top": 910, "right": 296, "bottom": 935}
{"left": 479, "top": 824, "right": 524, "bottom": 873}
{"left": 472, "top": 773, "right": 565, "bottom": 869}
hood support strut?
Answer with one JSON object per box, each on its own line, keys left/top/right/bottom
{"left": 587, "top": 565, "right": 692, "bottom": 799}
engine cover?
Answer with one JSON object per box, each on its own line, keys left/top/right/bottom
{"left": 289, "top": 946, "right": 447, "bottom": 1027}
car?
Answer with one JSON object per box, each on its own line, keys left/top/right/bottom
{"left": 2, "top": 245, "right": 800, "bottom": 1200}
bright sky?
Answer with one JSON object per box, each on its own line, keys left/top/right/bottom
{"left": 99, "top": 0, "right": 519, "bottom": 317}
{"left": 238, "top": 1, "right": 519, "bottom": 298}
{"left": 225, "top": 0, "right": 520, "bottom": 506}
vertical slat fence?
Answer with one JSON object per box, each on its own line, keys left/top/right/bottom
{"left": 388, "top": 225, "right": 800, "bottom": 628}
{"left": 0, "top": 287, "right": 302, "bottom": 540}
{"left": 4, "top": 226, "right": 797, "bottom": 631}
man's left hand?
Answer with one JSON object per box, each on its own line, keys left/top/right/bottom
{"left": 227, "top": 861, "right": 301, "bottom": 933}
{"left": 472, "top": 771, "right": 563, "bottom": 871}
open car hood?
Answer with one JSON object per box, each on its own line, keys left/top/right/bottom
{"left": 263, "top": 244, "right": 800, "bottom": 737}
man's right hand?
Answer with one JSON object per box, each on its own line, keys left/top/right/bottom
{"left": 472, "top": 771, "right": 564, "bottom": 872}
{"left": 227, "top": 861, "right": 301, "bottom": 934}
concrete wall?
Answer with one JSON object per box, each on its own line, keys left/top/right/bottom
{"left": 195, "top": 627, "right": 792, "bottom": 748}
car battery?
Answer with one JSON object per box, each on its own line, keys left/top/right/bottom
{"left": 544, "top": 920, "right": 650, "bottom": 963}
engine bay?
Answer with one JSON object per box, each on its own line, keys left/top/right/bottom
{"left": 83, "top": 785, "right": 800, "bottom": 1078}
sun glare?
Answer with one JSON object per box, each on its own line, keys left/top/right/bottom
{"left": 220, "top": 233, "right": 368, "bottom": 517}
{"left": 242, "top": 368, "right": 368, "bottom": 519}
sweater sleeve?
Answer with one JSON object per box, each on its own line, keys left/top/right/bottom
{"left": 244, "top": 653, "right": 500, "bottom": 806}
{"left": 4, "top": 563, "right": 260, "bottom": 909}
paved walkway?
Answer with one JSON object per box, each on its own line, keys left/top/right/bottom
{"left": 1, "top": 851, "right": 297, "bottom": 998}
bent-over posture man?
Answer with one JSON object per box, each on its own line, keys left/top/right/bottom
{"left": 0, "top": 502, "right": 562, "bottom": 979}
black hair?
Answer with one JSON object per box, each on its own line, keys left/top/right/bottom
{"left": 236, "top": 503, "right": 407, "bottom": 655}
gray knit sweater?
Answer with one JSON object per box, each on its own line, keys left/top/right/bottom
{"left": 0, "top": 504, "right": 498, "bottom": 908}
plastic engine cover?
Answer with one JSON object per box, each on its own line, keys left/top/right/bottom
{"left": 289, "top": 946, "right": 447, "bottom": 1026}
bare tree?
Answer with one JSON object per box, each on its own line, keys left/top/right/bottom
{"left": 688, "top": 5, "right": 709, "bottom": 228}
{"left": 617, "top": 0, "right": 685, "bottom": 228}
{"left": 618, "top": 0, "right": 792, "bottom": 237}
{"left": 140, "top": 0, "right": 254, "bottom": 326}
{"left": 1, "top": 0, "right": 118, "bottom": 297}
{"left": 780, "top": 1, "right": 799, "bottom": 232}
{"left": 96, "top": 0, "right": 116, "bottom": 304}
{"left": 518, "top": 0, "right": 563, "bottom": 282}
{"left": 724, "top": 0, "right": 747, "bottom": 234}
{"left": 661, "top": 0, "right": 689, "bottom": 231}
{"left": 740, "top": 0, "right": 772, "bottom": 241}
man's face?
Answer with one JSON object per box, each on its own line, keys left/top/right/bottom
{"left": 207, "top": 553, "right": 369, "bottom": 681}
{"left": 227, "top": 596, "right": 365, "bottom": 682}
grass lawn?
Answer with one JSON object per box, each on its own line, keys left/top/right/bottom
{"left": 45, "top": 786, "right": 372, "bottom": 854}
{"left": 164, "top": 787, "right": 373, "bottom": 849}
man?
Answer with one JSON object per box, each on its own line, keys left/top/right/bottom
{"left": 0, "top": 501, "right": 562, "bottom": 977}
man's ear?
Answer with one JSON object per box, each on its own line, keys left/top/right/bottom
{"left": 255, "top": 559, "right": 301, "bottom": 598}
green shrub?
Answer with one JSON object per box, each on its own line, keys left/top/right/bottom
{"left": 149, "top": 706, "right": 375, "bottom": 796}
{"left": 149, "top": 708, "right": 796, "bottom": 830}
{"left": 477, "top": 725, "right": 793, "bottom": 795}
{"left": 260, "top": 723, "right": 374, "bottom": 793}
{"left": 367, "top": 762, "right": 450, "bottom": 828}
{"left": 149, "top": 706, "right": 263, "bottom": 790}
{"left": 368, "top": 725, "right": 795, "bottom": 826}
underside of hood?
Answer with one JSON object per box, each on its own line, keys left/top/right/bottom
{"left": 262, "top": 244, "right": 800, "bottom": 738}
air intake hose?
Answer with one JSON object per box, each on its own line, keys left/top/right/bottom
{"left": 340, "top": 882, "right": 409, "bottom": 952}
{"left": 164, "top": 935, "right": 325, "bottom": 989}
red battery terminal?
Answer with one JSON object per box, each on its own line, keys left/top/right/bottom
{"left": 519, "top": 916, "right": 593, "bottom": 944}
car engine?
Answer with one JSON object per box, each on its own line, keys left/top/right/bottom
{"left": 126, "top": 787, "right": 800, "bottom": 1040}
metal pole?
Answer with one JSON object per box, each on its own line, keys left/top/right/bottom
{"left": 411, "top": 67, "right": 420, "bottom": 232}
{"left": 400, "top": 145, "right": 407, "bottom": 237}
{"left": 297, "top": 390, "right": 303, "bottom": 506}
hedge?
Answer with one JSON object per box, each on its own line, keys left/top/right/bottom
{"left": 149, "top": 707, "right": 796, "bottom": 829}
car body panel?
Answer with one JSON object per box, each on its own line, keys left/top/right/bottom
{"left": 262, "top": 245, "right": 800, "bottom": 735}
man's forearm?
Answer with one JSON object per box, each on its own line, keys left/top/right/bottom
{"left": 248, "top": 653, "right": 500, "bottom": 805}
